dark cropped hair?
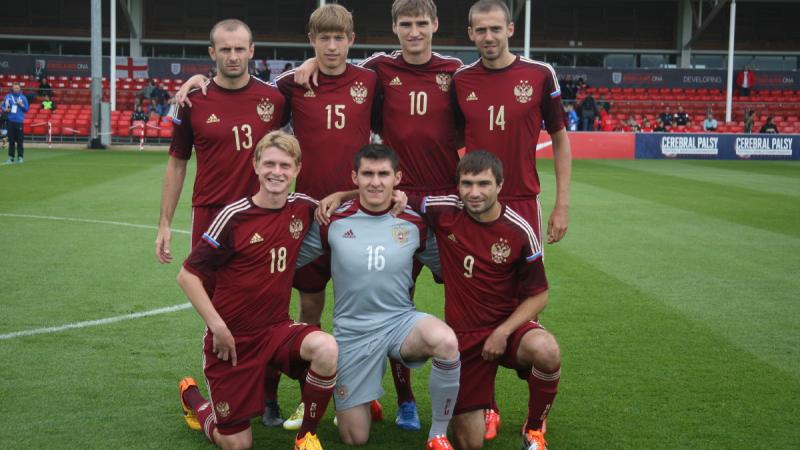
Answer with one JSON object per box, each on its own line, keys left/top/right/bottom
{"left": 353, "top": 144, "right": 400, "bottom": 172}
{"left": 457, "top": 150, "right": 503, "bottom": 184}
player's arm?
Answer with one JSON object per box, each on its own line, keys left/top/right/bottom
{"left": 156, "top": 155, "right": 189, "bottom": 263}
{"left": 297, "top": 221, "right": 326, "bottom": 268}
{"left": 548, "top": 128, "right": 571, "bottom": 244}
{"left": 481, "top": 289, "right": 548, "bottom": 361}
{"left": 414, "top": 229, "right": 441, "bottom": 279}
{"left": 293, "top": 58, "right": 319, "bottom": 90}
{"left": 177, "top": 267, "right": 237, "bottom": 366}
{"left": 173, "top": 74, "right": 210, "bottom": 107}
{"left": 315, "top": 190, "right": 356, "bottom": 225}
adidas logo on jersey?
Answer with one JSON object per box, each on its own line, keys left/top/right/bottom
{"left": 389, "top": 76, "right": 402, "bottom": 86}
{"left": 448, "top": 233, "right": 458, "bottom": 242}
{"left": 466, "top": 92, "right": 478, "bottom": 101}
{"left": 250, "top": 233, "right": 264, "bottom": 244}
{"left": 342, "top": 229, "right": 356, "bottom": 239}
{"left": 206, "top": 114, "right": 220, "bottom": 124}
{"left": 304, "top": 89, "right": 316, "bottom": 98}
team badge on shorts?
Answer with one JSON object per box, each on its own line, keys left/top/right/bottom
{"left": 391, "top": 224, "right": 409, "bottom": 244}
{"left": 514, "top": 80, "right": 533, "bottom": 103}
{"left": 257, "top": 98, "right": 275, "bottom": 122}
{"left": 350, "top": 81, "right": 368, "bottom": 104}
{"left": 215, "top": 401, "right": 231, "bottom": 418}
{"left": 436, "top": 73, "right": 452, "bottom": 92}
{"left": 289, "top": 216, "right": 303, "bottom": 239}
{"left": 335, "top": 384, "right": 349, "bottom": 400}
{"left": 490, "top": 238, "right": 511, "bottom": 263}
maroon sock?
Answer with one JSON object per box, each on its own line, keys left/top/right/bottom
{"left": 526, "top": 365, "right": 560, "bottom": 431}
{"left": 390, "top": 357, "right": 415, "bottom": 405}
{"left": 297, "top": 368, "right": 336, "bottom": 438}
{"left": 263, "top": 366, "right": 281, "bottom": 402}
{"left": 182, "top": 386, "right": 217, "bottom": 444}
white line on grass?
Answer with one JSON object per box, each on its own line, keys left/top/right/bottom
{"left": 0, "top": 213, "right": 190, "bottom": 234}
{"left": 0, "top": 303, "right": 192, "bottom": 340}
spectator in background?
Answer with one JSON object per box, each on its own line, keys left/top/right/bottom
{"left": 3, "top": 82, "right": 29, "bottom": 164}
{"left": 641, "top": 118, "right": 653, "bottom": 132}
{"left": 674, "top": 105, "right": 690, "bottom": 126}
{"left": 565, "top": 104, "right": 578, "bottom": 131}
{"left": 659, "top": 106, "right": 673, "bottom": 127}
{"left": 598, "top": 107, "right": 613, "bottom": 131}
{"left": 560, "top": 74, "right": 576, "bottom": 103}
{"left": 152, "top": 83, "right": 170, "bottom": 106}
{"left": 759, "top": 116, "right": 779, "bottom": 134}
{"left": 33, "top": 60, "right": 47, "bottom": 80}
{"left": 653, "top": 117, "right": 668, "bottom": 132}
{"left": 744, "top": 109, "right": 756, "bottom": 133}
{"left": 624, "top": 115, "right": 640, "bottom": 132}
{"left": 147, "top": 97, "right": 164, "bottom": 118}
{"left": 41, "top": 94, "right": 56, "bottom": 111}
{"left": 575, "top": 77, "right": 588, "bottom": 94}
{"left": 38, "top": 77, "right": 52, "bottom": 99}
{"left": 136, "top": 79, "right": 157, "bottom": 99}
{"left": 131, "top": 103, "right": 148, "bottom": 123}
{"left": 736, "top": 64, "right": 755, "bottom": 97}
{"left": 579, "top": 92, "right": 598, "bottom": 131}
{"left": 703, "top": 112, "right": 718, "bottom": 131}
{"left": 598, "top": 94, "right": 610, "bottom": 113}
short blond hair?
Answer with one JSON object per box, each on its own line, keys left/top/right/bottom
{"left": 254, "top": 130, "right": 302, "bottom": 166}
{"left": 391, "top": 0, "right": 437, "bottom": 23}
{"left": 308, "top": 4, "right": 354, "bottom": 37}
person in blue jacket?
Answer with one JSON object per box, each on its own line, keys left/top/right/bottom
{"left": 4, "top": 82, "right": 29, "bottom": 164}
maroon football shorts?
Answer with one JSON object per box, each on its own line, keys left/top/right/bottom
{"left": 191, "top": 205, "right": 224, "bottom": 296}
{"left": 203, "top": 320, "right": 320, "bottom": 430}
{"left": 293, "top": 253, "right": 331, "bottom": 293}
{"left": 453, "top": 320, "right": 542, "bottom": 415}
{"left": 501, "top": 196, "right": 543, "bottom": 246}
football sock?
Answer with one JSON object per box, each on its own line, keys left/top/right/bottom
{"left": 428, "top": 354, "right": 460, "bottom": 439}
{"left": 263, "top": 366, "right": 281, "bottom": 402}
{"left": 297, "top": 368, "right": 336, "bottom": 438}
{"left": 526, "top": 364, "right": 560, "bottom": 431}
{"left": 390, "top": 357, "right": 416, "bottom": 405}
{"left": 182, "top": 386, "right": 217, "bottom": 445}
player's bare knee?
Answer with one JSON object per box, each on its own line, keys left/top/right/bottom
{"left": 453, "top": 427, "right": 484, "bottom": 449}
{"left": 216, "top": 432, "right": 252, "bottom": 450}
{"left": 339, "top": 426, "right": 369, "bottom": 445}
{"left": 528, "top": 332, "right": 560, "bottom": 372}
{"left": 433, "top": 327, "right": 459, "bottom": 360}
{"left": 314, "top": 333, "right": 338, "bottom": 371}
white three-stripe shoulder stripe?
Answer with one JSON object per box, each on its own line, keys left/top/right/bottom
{"left": 289, "top": 192, "right": 319, "bottom": 205}
{"left": 252, "top": 76, "right": 278, "bottom": 89}
{"left": 360, "top": 52, "right": 389, "bottom": 67}
{"left": 422, "top": 195, "right": 462, "bottom": 212}
{"left": 520, "top": 56, "right": 561, "bottom": 91}
{"left": 432, "top": 52, "right": 464, "bottom": 65}
{"left": 504, "top": 206, "right": 542, "bottom": 255}
{"left": 454, "top": 59, "right": 480, "bottom": 76}
{"left": 274, "top": 69, "right": 296, "bottom": 83}
{"left": 206, "top": 198, "right": 251, "bottom": 241}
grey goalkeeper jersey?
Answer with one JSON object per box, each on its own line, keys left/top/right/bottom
{"left": 297, "top": 199, "right": 440, "bottom": 343}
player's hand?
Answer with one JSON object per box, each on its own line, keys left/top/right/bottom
{"left": 316, "top": 193, "right": 344, "bottom": 225}
{"left": 389, "top": 190, "right": 408, "bottom": 217}
{"left": 212, "top": 325, "right": 237, "bottom": 366}
{"left": 547, "top": 204, "right": 569, "bottom": 244}
{"left": 481, "top": 328, "right": 508, "bottom": 361}
{"left": 155, "top": 225, "right": 173, "bottom": 264}
{"left": 174, "top": 74, "right": 209, "bottom": 107}
{"left": 293, "top": 58, "right": 319, "bottom": 91}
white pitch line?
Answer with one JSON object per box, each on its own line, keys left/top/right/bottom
{"left": 0, "top": 303, "right": 193, "bottom": 340}
{"left": 0, "top": 213, "right": 190, "bottom": 234}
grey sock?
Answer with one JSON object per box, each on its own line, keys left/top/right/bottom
{"left": 428, "top": 354, "right": 460, "bottom": 439}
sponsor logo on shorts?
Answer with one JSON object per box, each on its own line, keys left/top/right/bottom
{"left": 335, "top": 384, "right": 349, "bottom": 400}
{"left": 215, "top": 401, "right": 231, "bottom": 418}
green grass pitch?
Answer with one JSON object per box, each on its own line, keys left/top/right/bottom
{"left": 1, "top": 148, "right": 798, "bottom": 449}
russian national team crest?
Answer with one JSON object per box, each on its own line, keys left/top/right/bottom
{"left": 350, "top": 81, "right": 368, "bottom": 104}
{"left": 257, "top": 98, "right": 275, "bottom": 122}
{"left": 215, "top": 401, "right": 231, "bottom": 418}
{"left": 490, "top": 238, "right": 511, "bottom": 263}
{"left": 289, "top": 216, "right": 303, "bottom": 239}
{"left": 392, "top": 224, "right": 409, "bottom": 244}
{"left": 436, "top": 73, "right": 452, "bottom": 92}
{"left": 514, "top": 80, "right": 533, "bottom": 103}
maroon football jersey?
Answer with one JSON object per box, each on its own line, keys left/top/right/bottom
{"left": 362, "top": 51, "right": 463, "bottom": 192}
{"left": 419, "top": 195, "right": 548, "bottom": 332}
{"left": 169, "top": 77, "right": 289, "bottom": 207}
{"left": 275, "top": 64, "right": 378, "bottom": 199}
{"left": 453, "top": 56, "right": 565, "bottom": 199}
{"left": 183, "top": 193, "right": 317, "bottom": 333}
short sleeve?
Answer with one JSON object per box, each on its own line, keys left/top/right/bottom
{"left": 296, "top": 221, "right": 325, "bottom": 268}
{"left": 515, "top": 256, "right": 548, "bottom": 300}
{"left": 183, "top": 221, "right": 235, "bottom": 277}
{"left": 168, "top": 103, "right": 193, "bottom": 160}
{"left": 541, "top": 66, "right": 566, "bottom": 134}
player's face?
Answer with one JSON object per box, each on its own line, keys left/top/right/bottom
{"left": 209, "top": 27, "right": 254, "bottom": 81}
{"left": 309, "top": 31, "right": 354, "bottom": 73}
{"left": 253, "top": 146, "right": 301, "bottom": 196}
{"left": 352, "top": 158, "right": 402, "bottom": 211}
{"left": 458, "top": 169, "right": 503, "bottom": 220}
{"left": 468, "top": 9, "right": 514, "bottom": 61}
{"left": 392, "top": 14, "right": 438, "bottom": 56}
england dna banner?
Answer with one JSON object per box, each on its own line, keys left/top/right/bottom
{"left": 635, "top": 133, "right": 800, "bottom": 160}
